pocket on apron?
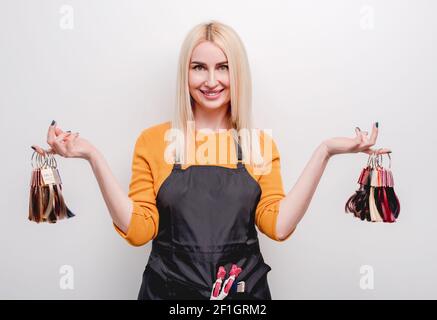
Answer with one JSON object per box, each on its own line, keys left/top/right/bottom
{"left": 166, "top": 276, "right": 211, "bottom": 300}
{"left": 138, "top": 264, "right": 169, "bottom": 300}
{"left": 229, "top": 260, "right": 272, "bottom": 300}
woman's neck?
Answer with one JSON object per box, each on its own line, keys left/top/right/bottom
{"left": 193, "top": 103, "right": 231, "bottom": 132}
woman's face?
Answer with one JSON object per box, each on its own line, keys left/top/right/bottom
{"left": 189, "top": 41, "right": 231, "bottom": 112}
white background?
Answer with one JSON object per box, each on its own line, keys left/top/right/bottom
{"left": 0, "top": 0, "right": 435, "bottom": 299}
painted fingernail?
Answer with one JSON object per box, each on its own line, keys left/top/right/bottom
{"left": 31, "top": 146, "right": 36, "bottom": 151}
{"left": 375, "top": 122, "right": 379, "bottom": 128}
{"left": 51, "top": 120, "right": 56, "bottom": 126}
{"left": 356, "top": 127, "right": 361, "bottom": 131}
{"left": 66, "top": 130, "right": 71, "bottom": 133}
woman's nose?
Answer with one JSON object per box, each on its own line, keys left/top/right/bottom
{"left": 205, "top": 70, "right": 219, "bottom": 87}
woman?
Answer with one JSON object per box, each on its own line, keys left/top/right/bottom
{"left": 31, "top": 21, "right": 391, "bottom": 300}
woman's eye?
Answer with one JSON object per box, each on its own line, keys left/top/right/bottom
{"left": 192, "top": 64, "right": 228, "bottom": 71}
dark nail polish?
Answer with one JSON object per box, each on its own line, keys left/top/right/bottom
{"left": 356, "top": 127, "right": 361, "bottom": 131}
{"left": 51, "top": 120, "right": 56, "bottom": 126}
{"left": 31, "top": 146, "right": 36, "bottom": 151}
{"left": 66, "top": 130, "right": 71, "bottom": 133}
{"left": 375, "top": 122, "right": 379, "bottom": 128}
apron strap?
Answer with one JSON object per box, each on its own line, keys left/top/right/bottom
{"left": 174, "top": 145, "right": 182, "bottom": 170}
{"left": 235, "top": 136, "right": 244, "bottom": 169}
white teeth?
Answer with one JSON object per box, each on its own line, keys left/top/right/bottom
{"left": 202, "top": 90, "right": 222, "bottom": 96}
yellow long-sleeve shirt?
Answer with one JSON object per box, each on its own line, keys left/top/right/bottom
{"left": 113, "top": 121, "right": 295, "bottom": 246}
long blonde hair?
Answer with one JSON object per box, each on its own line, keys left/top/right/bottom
{"left": 172, "top": 20, "right": 264, "bottom": 167}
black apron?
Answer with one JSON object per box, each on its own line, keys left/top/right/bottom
{"left": 138, "top": 136, "right": 273, "bottom": 300}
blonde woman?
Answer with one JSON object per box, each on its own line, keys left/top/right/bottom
{"left": 31, "top": 21, "right": 391, "bottom": 300}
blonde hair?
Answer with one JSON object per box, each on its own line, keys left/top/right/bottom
{"left": 172, "top": 20, "right": 264, "bottom": 167}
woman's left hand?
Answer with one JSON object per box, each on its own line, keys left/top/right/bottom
{"left": 322, "top": 122, "right": 392, "bottom": 158}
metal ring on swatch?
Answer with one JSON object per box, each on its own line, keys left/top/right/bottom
{"left": 41, "top": 150, "right": 50, "bottom": 168}
{"left": 371, "top": 150, "right": 378, "bottom": 168}
{"left": 376, "top": 148, "right": 384, "bottom": 168}
{"left": 40, "top": 152, "right": 46, "bottom": 168}
{"left": 378, "top": 148, "right": 384, "bottom": 168}
{"left": 31, "top": 150, "right": 38, "bottom": 169}
{"left": 387, "top": 152, "right": 392, "bottom": 169}
{"left": 52, "top": 153, "right": 58, "bottom": 169}
{"left": 31, "top": 151, "right": 44, "bottom": 169}
{"left": 374, "top": 152, "right": 380, "bottom": 168}
{"left": 46, "top": 152, "right": 53, "bottom": 168}
{"left": 41, "top": 148, "right": 53, "bottom": 168}
{"left": 367, "top": 151, "right": 374, "bottom": 168}
{"left": 375, "top": 150, "right": 381, "bottom": 168}
{"left": 42, "top": 151, "right": 49, "bottom": 168}
{"left": 366, "top": 152, "right": 373, "bottom": 167}
{"left": 47, "top": 152, "right": 57, "bottom": 169}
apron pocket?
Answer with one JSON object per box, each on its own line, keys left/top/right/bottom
{"left": 166, "top": 276, "right": 211, "bottom": 300}
{"left": 138, "top": 265, "right": 169, "bottom": 300}
{"left": 231, "top": 260, "right": 272, "bottom": 300}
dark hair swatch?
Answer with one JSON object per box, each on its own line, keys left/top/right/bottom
{"left": 345, "top": 153, "right": 400, "bottom": 223}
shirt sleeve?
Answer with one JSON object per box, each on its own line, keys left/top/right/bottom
{"left": 254, "top": 131, "right": 296, "bottom": 242}
{"left": 113, "top": 131, "right": 159, "bottom": 246}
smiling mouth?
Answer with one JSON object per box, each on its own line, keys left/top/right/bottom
{"left": 199, "top": 89, "right": 224, "bottom": 97}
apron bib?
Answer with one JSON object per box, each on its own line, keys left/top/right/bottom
{"left": 138, "top": 136, "right": 272, "bottom": 300}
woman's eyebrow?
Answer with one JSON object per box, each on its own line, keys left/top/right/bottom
{"left": 190, "top": 61, "right": 228, "bottom": 66}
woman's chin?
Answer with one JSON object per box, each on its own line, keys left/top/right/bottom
{"left": 200, "top": 102, "right": 228, "bottom": 110}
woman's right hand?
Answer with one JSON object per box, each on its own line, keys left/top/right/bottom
{"left": 31, "top": 120, "right": 97, "bottom": 161}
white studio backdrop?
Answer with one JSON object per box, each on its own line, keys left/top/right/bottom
{"left": 0, "top": 0, "right": 435, "bottom": 299}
